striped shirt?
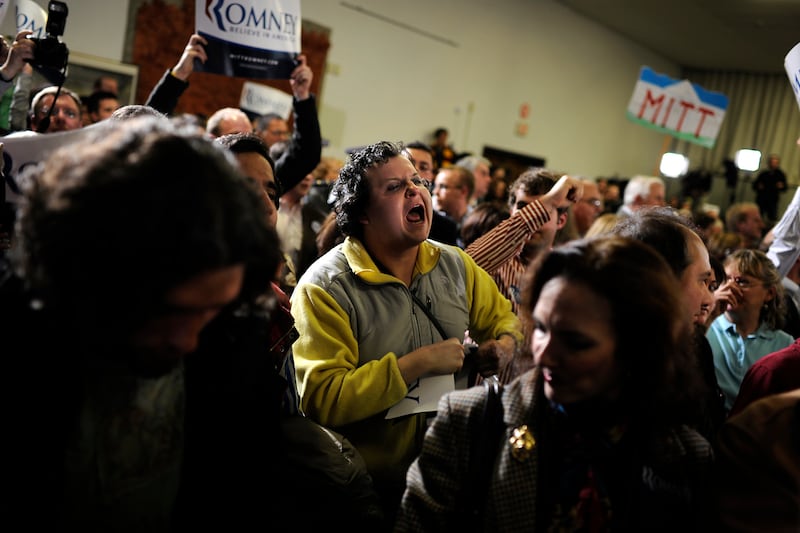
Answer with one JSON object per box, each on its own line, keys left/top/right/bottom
{"left": 465, "top": 199, "right": 551, "bottom": 382}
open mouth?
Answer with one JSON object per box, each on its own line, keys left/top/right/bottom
{"left": 406, "top": 204, "right": 425, "bottom": 223}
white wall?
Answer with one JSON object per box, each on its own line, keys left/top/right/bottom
{"left": 303, "top": 0, "right": 679, "bottom": 178}
{"left": 1, "top": 0, "right": 129, "bottom": 61}
{"left": 4, "top": 0, "right": 680, "bottom": 178}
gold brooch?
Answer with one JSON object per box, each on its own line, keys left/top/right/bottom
{"left": 509, "top": 424, "right": 535, "bottom": 462}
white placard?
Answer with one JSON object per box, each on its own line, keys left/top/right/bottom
{"left": 3, "top": 123, "right": 103, "bottom": 203}
{"left": 14, "top": 0, "right": 46, "bottom": 37}
{"left": 239, "top": 81, "right": 292, "bottom": 119}
{"left": 385, "top": 374, "right": 454, "bottom": 419}
{"left": 784, "top": 42, "right": 800, "bottom": 112}
{"left": 194, "top": 0, "right": 301, "bottom": 79}
{"left": 0, "top": 1, "right": 10, "bottom": 30}
{"left": 626, "top": 66, "right": 728, "bottom": 149}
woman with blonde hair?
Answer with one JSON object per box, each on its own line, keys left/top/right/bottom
{"left": 706, "top": 248, "right": 793, "bottom": 412}
{"left": 584, "top": 212, "right": 620, "bottom": 237}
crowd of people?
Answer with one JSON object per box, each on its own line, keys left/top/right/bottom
{"left": 0, "top": 29, "right": 798, "bottom": 532}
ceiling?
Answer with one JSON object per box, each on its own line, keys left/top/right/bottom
{"left": 555, "top": 0, "right": 800, "bottom": 74}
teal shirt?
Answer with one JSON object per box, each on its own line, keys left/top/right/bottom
{"left": 706, "top": 314, "right": 793, "bottom": 411}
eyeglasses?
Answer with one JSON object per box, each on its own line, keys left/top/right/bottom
{"left": 733, "top": 276, "right": 763, "bottom": 289}
{"left": 581, "top": 198, "right": 603, "bottom": 209}
{"left": 38, "top": 106, "right": 79, "bottom": 119}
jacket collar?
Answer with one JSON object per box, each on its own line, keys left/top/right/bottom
{"left": 342, "top": 237, "right": 443, "bottom": 283}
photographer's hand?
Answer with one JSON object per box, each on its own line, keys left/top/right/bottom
{"left": 171, "top": 33, "right": 207, "bottom": 82}
{"left": 0, "top": 32, "right": 34, "bottom": 82}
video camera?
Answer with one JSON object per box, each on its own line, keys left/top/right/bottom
{"left": 28, "top": 0, "right": 69, "bottom": 71}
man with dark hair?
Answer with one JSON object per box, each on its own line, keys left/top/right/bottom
{"left": 468, "top": 168, "right": 572, "bottom": 310}
{"left": 465, "top": 168, "right": 579, "bottom": 382}
{"left": 84, "top": 90, "right": 120, "bottom": 123}
{"left": 254, "top": 112, "right": 290, "bottom": 148}
{"left": 611, "top": 206, "right": 725, "bottom": 445}
{"left": 215, "top": 132, "right": 280, "bottom": 225}
{"left": 432, "top": 165, "right": 474, "bottom": 245}
{"left": 402, "top": 140, "right": 459, "bottom": 246}
{"left": 402, "top": 141, "right": 435, "bottom": 177}
{"left": 215, "top": 131, "right": 304, "bottom": 409}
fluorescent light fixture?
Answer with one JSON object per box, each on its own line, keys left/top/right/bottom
{"left": 735, "top": 149, "right": 761, "bottom": 172}
{"left": 660, "top": 152, "right": 689, "bottom": 178}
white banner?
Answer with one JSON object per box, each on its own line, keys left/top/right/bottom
{"left": 14, "top": 0, "right": 47, "bottom": 37}
{"left": 0, "top": 1, "right": 9, "bottom": 29}
{"left": 3, "top": 124, "right": 102, "bottom": 203}
{"left": 239, "top": 81, "right": 293, "bottom": 119}
{"left": 195, "top": 0, "right": 301, "bottom": 79}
